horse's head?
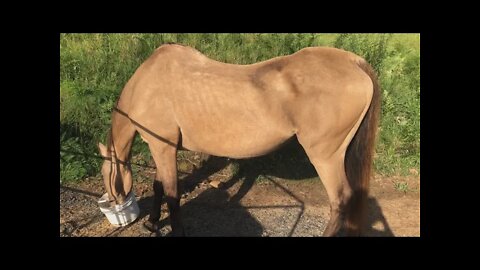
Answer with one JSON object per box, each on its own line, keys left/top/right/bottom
{"left": 98, "top": 142, "right": 133, "bottom": 205}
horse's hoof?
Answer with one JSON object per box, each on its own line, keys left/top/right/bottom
{"left": 143, "top": 220, "right": 160, "bottom": 233}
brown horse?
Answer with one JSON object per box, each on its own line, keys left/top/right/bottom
{"left": 98, "top": 43, "right": 381, "bottom": 236}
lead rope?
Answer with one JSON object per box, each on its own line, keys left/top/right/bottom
{"left": 107, "top": 109, "right": 132, "bottom": 204}
{"left": 108, "top": 126, "right": 118, "bottom": 204}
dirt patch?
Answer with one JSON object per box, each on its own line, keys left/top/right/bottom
{"left": 60, "top": 160, "right": 419, "bottom": 237}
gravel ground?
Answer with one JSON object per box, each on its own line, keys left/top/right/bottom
{"left": 60, "top": 156, "right": 420, "bottom": 237}
{"left": 60, "top": 176, "right": 328, "bottom": 237}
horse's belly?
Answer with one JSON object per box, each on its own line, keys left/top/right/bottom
{"left": 173, "top": 84, "right": 296, "bottom": 158}
{"left": 180, "top": 127, "right": 295, "bottom": 159}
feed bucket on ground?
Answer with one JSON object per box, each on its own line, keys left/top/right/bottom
{"left": 98, "top": 192, "right": 139, "bottom": 226}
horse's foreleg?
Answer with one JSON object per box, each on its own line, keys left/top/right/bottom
{"left": 161, "top": 152, "right": 184, "bottom": 236}
{"left": 144, "top": 179, "right": 164, "bottom": 232}
{"left": 145, "top": 141, "right": 184, "bottom": 236}
{"left": 158, "top": 148, "right": 184, "bottom": 236}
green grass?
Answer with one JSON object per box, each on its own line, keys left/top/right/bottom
{"left": 60, "top": 33, "right": 420, "bottom": 182}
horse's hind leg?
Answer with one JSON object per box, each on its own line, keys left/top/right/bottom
{"left": 144, "top": 139, "right": 185, "bottom": 236}
{"left": 303, "top": 149, "right": 352, "bottom": 236}
{"left": 296, "top": 117, "right": 360, "bottom": 236}
{"left": 296, "top": 104, "right": 368, "bottom": 236}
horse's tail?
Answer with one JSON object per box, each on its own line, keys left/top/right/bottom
{"left": 344, "top": 59, "right": 381, "bottom": 235}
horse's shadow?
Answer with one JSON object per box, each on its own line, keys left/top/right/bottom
{"left": 364, "top": 197, "right": 394, "bottom": 236}
{"left": 136, "top": 137, "right": 394, "bottom": 236}
{"left": 136, "top": 156, "right": 263, "bottom": 236}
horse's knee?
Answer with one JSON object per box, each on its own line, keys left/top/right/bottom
{"left": 163, "top": 186, "right": 178, "bottom": 199}
{"left": 163, "top": 183, "right": 180, "bottom": 207}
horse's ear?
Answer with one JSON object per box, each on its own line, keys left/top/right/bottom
{"left": 98, "top": 143, "right": 109, "bottom": 157}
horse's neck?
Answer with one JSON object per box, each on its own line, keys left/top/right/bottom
{"left": 109, "top": 109, "right": 136, "bottom": 162}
